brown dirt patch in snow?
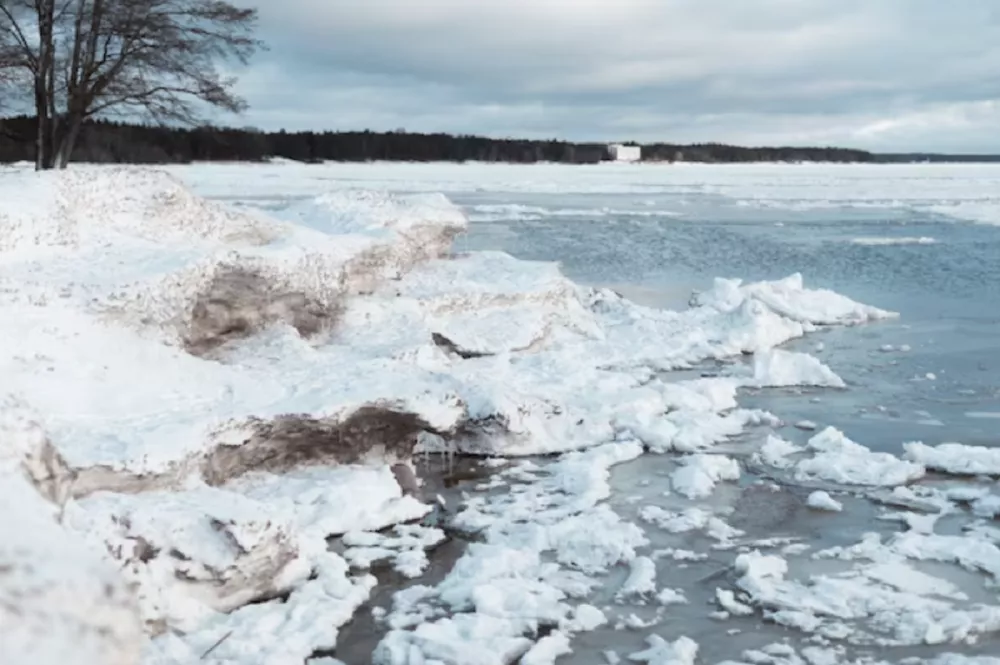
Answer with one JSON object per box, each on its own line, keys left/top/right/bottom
{"left": 201, "top": 407, "right": 436, "bottom": 485}
{"left": 183, "top": 266, "right": 342, "bottom": 357}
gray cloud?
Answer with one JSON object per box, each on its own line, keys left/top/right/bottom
{"left": 231, "top": 0, "right": 1000, "bottom": 152}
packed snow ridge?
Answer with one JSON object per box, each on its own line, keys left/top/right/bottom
{"left": 1, "top": 165, "right": 950, "bottom": 664}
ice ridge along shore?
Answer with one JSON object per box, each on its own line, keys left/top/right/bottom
{"left": 3, "top": 165, "right": 996, "bottom": 665}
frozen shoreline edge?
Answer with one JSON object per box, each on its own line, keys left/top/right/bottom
{"left": 2, "top": 165, "right": 998, "bottom": 665}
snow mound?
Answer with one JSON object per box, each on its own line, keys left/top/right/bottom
{"left": 0, "top": 167, "right": 276, "bottom": 253}
{"left": 0, "top": 168, "right": 467, "bottom": 351}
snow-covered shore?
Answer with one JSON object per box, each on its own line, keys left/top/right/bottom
{"left": 2, "top": 164, "right": 998, "bottom": 665}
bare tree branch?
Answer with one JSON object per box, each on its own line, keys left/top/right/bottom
{"left": 1, "top": 0, "right": 263, "bottom": 168}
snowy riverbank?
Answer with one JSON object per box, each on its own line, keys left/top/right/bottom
{"left": 2, "top": 164, "right": 999, "bottom": 665}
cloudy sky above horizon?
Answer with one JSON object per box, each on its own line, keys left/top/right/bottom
{"left": 235, "top": 1, "right": 1000, "bottom": 152}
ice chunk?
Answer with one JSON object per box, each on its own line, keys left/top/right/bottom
{"left": 670, "top": 454, "right": 741, "bottom": 499}
{"left": 627, "top": 635, "right": 699, "bottom": 665}
{"left": 716, "top": 589, "right": 755, "bottom": 616}
{"left": 656, "top": 588, "right": 689, "bottom": 606}
{"left": 568, "top": 604, "right": 607, "bottom": 631}
{"left": 693, "top": 273, "right": 896, "bottom": 326}
{"left": 795, "top": 427, "right": 925, "bottom": 486}
{"left": 807, "top": 491, "right": 843, "bottom": 512}
{"left": 757, "top": 434, "right": 803, "bottom": 469}
{"left": 520, "top": 632, "right": 572, "bottom": 665}
{"left": 751, "top": 349, "right": 846, "bottom": 389}
{"left": 618, "top": 556, "right": 657, "bottom": 600}
{"left": 903, "top": 442, "right": 1000, "bottom": 476}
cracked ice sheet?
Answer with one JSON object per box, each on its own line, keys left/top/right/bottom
{"left": 718, "top": 645, "right": 1000, "bottom": 665}
{"left": 732, "top": 533, "right": 1000, "bottom": 647}
{"left": 342, "top": 524, "right": 447, "bottom": 579}
{"left": 374, "top": 442, "right": 645, "bottom": 664}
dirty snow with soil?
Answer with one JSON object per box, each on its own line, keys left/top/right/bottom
{"left": 2, "top": 160, "right": 999, "bottom": 665}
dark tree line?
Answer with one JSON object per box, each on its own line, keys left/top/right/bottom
{"left": 0, "top": 116, "right": 881, "bottom": 164}
{"left": 642, "top": 142, "right": 875, "bottom": 163}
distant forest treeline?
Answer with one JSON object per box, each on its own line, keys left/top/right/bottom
{"left": 1, "top": 116, "right": 993, "bottom": 165}
{"left": 0, "top": 116, "right": 885, "bottom": 164}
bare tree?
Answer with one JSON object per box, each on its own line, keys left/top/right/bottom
{"left": 0, "top": 0, "right": 261, "bottom": 169}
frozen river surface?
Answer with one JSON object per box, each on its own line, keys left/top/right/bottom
{"left": 6, "top": 160, "right": 995, "bottom": 665}
{"left": 170, "top": 161, "right": 1000, "bottom": 665}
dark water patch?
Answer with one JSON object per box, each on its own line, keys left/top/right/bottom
{"left": 330, "top": 455, "right": 490, "bottom": 664}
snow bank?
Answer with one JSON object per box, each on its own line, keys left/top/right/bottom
{"left": 0, "top": 170, "right": 466, "bottom": 352}
{"left": 0, "top": 167, "right": 277, "bottom": 253}
{"left": 0, "top": 399, "right": 142, "bottom": 665}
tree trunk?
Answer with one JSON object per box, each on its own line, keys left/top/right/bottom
{"left": 33, "top": 0, "right": 56, "bottom": 170}
{"left": 34, "top": 86, "right": 48, "bottom": 170}
{"left": 55, "top": 114, "right": 83, "bottom": 169}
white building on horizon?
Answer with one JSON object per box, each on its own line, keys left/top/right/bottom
{"left": 608, "top": 143, "right": 642, "bottom": 162}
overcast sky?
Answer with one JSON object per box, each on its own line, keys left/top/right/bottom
{"left": 235, "top": 1, "right": 1000, "bottom": 152}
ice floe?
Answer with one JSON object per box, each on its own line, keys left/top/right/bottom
{"left": 793, "top": 427, "right": 926, "bottom": 487}
{"left": 750, "top": 349, "right": 846, "bottom": 388}
{"left": 850, "top": 236, "right": 938, "bottom": 246}
{"left": 904, "top": 442, "right": 1000, "bottom": 476}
